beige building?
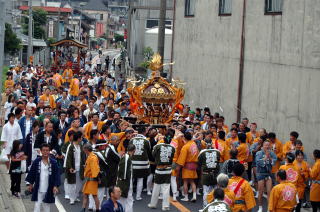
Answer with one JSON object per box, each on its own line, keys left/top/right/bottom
{"left": 172, "top": 0, "right": 320, "bottom": 157}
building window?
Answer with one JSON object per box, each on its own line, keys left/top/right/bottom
{"left": 146, "top": 20, "right": 158, "bottom": 29}
{"left": 100, "top": 14, "right": 104, "bottom": 20}
{"left": 219, "top": 0, "right": 232, "bottom": 16}
{"left": 265, "top": 0, "right": 283, "bottom": 14}
{"left": 185, "top": 0, "right": 195, "bottom": 17}
{"left": 146, "top": 20, "right": 173, "bottom": 29}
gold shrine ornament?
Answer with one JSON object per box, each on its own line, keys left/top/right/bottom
{"left": 128, "top": 53, "right": 185, "bottom": 124}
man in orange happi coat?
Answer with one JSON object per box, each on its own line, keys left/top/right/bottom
{"left": 83, "top": 113, "right": 105, "bottom": 140}
{"left": 69, "top": 75, "right": 80, "bottom": 101}
{"left": 246, "top": 123, "right": 259, "bottom": 145}
{"left": 283, "top": 131, "right": 303, "bottom": 157}
{"left": 170, "top": 127, "right": 185, "bottom": 201}
{"left": 227, "top": 163, "right": 256, "bottom": 212}
{"left": 268, "top": 170, "right": 298, "bottom": 212}
{"left": 62, "top": 65, "right": 73, "bottom": 87}
{"left": 310, "top": 149, "right": 320, "bottom": 211}
{"left": 39, "top": 87, "right": 56, "bottom": 109}
{"left": 226, "top": 128, "right": 239, "bottom": 148}
{"left": 293, "top": 150, "right": 310, "bottom": 212}
{"left": 176, "top": 131, "right": 199, "bottom": 202}
{"left": 207, "top": 173, "right": 235, "bottom": 210}
{"left": 279, "top": 152, "right": 299, "bottom": 187}
{"left": 213, "top": 131, "right": 229, "bottom": 162}
{"left": 81, "top": 144, "right": 100, "bottom": 212}
{"left": 52, "top": 71, "right": 63, "bottom": 88}
{"left": 268, "top": 132, "right": 283, "bottom": 176}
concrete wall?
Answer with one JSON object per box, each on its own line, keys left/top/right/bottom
{"left": 129, "top": 0, "right": 174, "bottom": 67}
{"left": 173, "top": 0, "right": 320, "bottom": 158}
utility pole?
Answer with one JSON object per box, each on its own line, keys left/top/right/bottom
{"left": 0, "top": 0, "right": 6, "bottom": 95}
{"left": 28, "top": 0, "right": 33, "bottom": 64}
{"left": 127, "top": 0, "right": 133, "bottom": 59}
{"left": 158, "top": 0, "right": 166, "bottom": 71}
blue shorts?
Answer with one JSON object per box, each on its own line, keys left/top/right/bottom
{"left": 257, "top": 174, "right": 272, "bottom": 181}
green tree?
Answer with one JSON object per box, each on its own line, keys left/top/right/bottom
{"left": 143, "top": 47, "right": 154, "bottom": 61}
{"left": 139, "top": 47, "right": 154, "bottom": 68}
{"left": 114, "top": 33, "right": 124, "bottom": 42}
{"left": 22, "top": 9, "right": 48, "bottom": 39}
{"left": 4, "top": 23, "right": 21, "bottom": 55}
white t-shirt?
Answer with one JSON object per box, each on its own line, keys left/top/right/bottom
{"left": 27, "top": 102, "right": 36, "bottom": 109}
{"left": 25, "top": 119, "right": 31, "bottom": 137}
{"left": 88, "top": 78, "right": 95, "bottom": 87}
{"left": 26, "top": 72, "right": 34, "bottom": 80}
{"left": 1, "top": 121, "right": 23, "bottom": 154}
{"left": 4, "top": 102, "right": 13, "bottom": 121}
{"left": 31, "top": 133, "right": 37, "bottom": 162}
{"left": 74, "top": 144, "right": 81, "bottom": 172}
{"left": 39, "top": 161, "right": 49, "bottom": 193}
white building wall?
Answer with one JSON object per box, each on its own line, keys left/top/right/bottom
{"left": 145, "top": 28, "right": 172, "bottom": 66}
{"left": 173, "top": 0, "right": 320, "bottom": 157}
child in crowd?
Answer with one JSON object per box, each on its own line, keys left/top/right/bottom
{"left": 9, "top": 140, "right": 26, "bottom": 197}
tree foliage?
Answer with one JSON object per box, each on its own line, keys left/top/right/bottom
{"left": 139, "top": 47, "right": 154, "bottom": 68}
{"left": 114, "top": 33, "right": 124, "bottom": 43}
{"left": 4, "top": 23, "right": 21, "bottom": 55}
{"left": 22, "top": 9, "right": 48, "bottom": 39}
{"left": 143, "top": 47, "right": 154, "bottom": 61}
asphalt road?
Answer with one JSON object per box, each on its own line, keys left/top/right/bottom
{"left": 90, "top": 49, "right": 121, "bottom": 76}
{"left": 23, "top": 173, "right": 270, "bottom": 212}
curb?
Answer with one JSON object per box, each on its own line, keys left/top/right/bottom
{"left": 0, "top": 165, "right": 27, "bottom": 212}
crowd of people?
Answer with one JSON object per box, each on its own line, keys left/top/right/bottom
{"left": 0, "top": 56, "right": 319, "bottom": 212}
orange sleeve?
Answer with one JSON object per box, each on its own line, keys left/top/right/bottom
{"left": 279, "top": 165, "right": 285, "bottom": 171}
{"left": 50, "top": 96, "right": 56, "bottom": 108}
{"left": 282, "top": 142, "right": 290, "bottom": 158}
{"left": 83, "top": 124, "right": 90, "bottom": 140}
{"left": 246, "top": 133, "right": 253, "bottom": 145}
{"left": 176, "top": 145, "right": 188, "bottom": 166}
{"left": 244, "top": 182, "right": 256, "bottom": 210}
{"left": 268, "top": 186, "right": 277, "bottom": 212}
{"left": 117, "top": 140, "right": 125, "bottom": 153}
{"left": 102, "top": 89, "right": 108, "bottom": 98}
{"left": 90, "top": 155, "right": 100, "bottom": 178}
{"left": 111, "top": 132, "right": 126, "bottom": 141}
{"left": 304, "top": 162, "right": 310, "bottom": 179}
{"left": 64, "top": 129, "right": 71, "bottom": 143}
{"left": 276, "top": 141, "right": 283, "bottom": 160}
{"left": 223, "top": 144, "right": 230, "bottom": 161}
{"left": 310, "top": 162, "right": 320, "bottom": 179}
{"left": 201, "top": 140, "right": 206, "bottom": 150}
{"left": 236, "top": 145, "right": 244, "bottom": 161}
{"left": 157, "top": 140, "right": 165, "bottom": 144}
{"left": 253, "top": 137, "right": 259, "bottom": 143}
{"left": 207, "top": 190, "right": 214, "bottom": 203}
